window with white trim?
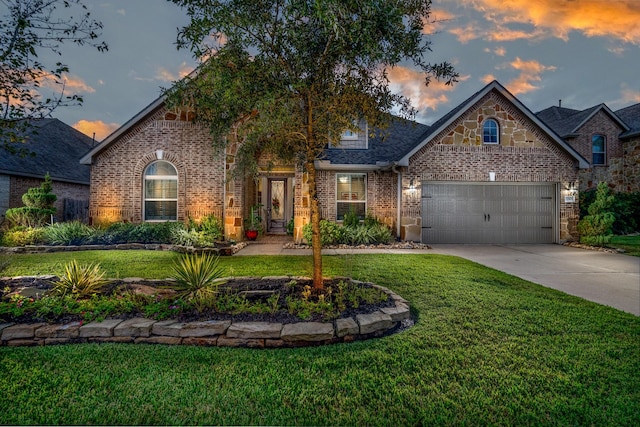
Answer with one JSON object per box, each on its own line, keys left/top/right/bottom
{"left": 483, "top": 119, "right": 499, "bottom": 144}
{"left": 592, "top": 134, "right": 606, "bottom": 165}
{"left": 144, "top": 160, "right": 178, "bottom": 221}
{"left": 336, "top": 173, "right": 366, "bottom": 220}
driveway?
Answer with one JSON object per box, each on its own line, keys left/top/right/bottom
{"left": 428, "top": 244, "right": 640, "bottom": 316}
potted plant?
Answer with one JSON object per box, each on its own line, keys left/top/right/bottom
{"left": 244, "top": 204, "right": 263, "bottom": 240}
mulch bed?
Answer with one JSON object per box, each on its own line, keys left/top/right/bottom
{"left": 0, "top": 276, "right": 395, "bottom": 325}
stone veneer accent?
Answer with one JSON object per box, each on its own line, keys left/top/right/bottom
{"left": 0, "top": 280, "right": 410, "bottom": 348}
{"left": 401, "top": 92, "right": 581, "bottom": 242}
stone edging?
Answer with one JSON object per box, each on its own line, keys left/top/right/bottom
{"left": 0, "top": 284, "right": 411, "bottom": 349}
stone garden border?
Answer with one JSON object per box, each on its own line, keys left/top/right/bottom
{"left": 0, "top": 281, "right": 412, "bottom": 349}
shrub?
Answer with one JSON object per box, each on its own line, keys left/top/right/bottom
{"left": 342, "top": 207, "right": 360, "bottom": 228}
{"left": 171, "top": 252, "right": 226, "bottom": 311}
{"left": 302, "top": 219, "right": 344, "bottom": 246}
{"left": 42, "top": 221, "right": 95, "bottom": 246}
{"left": 580, "top": 188, "right": 640, "bottom": 234}
{"left": 0, "top": 227, "right": 45, "bottom": 246}
{"left": 5, "top": 174, "right": 57, "bottom": 227}
{"left": 577, "top": 182, "right": 615, "bottom": 246}
{"left": 50, "top": 260, "right": 110, "bottom": 298}
{"left": 368, "top": 223, "right": 393, "bottom": 244}
{"left": 171, "top": 228, "right": 216, "bottom": 247}
{"left": 194, "top": 214, "right": 224, "bottom": 241}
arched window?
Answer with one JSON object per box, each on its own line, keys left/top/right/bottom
{"left": 483, "top": 119, "right": 499, "bottom": 144}
{"left": 592, "top": 134, "right": 606, "bottom": 165}
{"left": 144, "top": 160, "right": 177, "bottom": 221}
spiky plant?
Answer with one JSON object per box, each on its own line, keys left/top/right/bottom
{"left": 51, "top": 260, "right": 109, "bottom": 298}
{"left": 171, "top": 252, "right": 226, "bottom": 312}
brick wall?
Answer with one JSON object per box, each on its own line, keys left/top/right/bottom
{"left": 90, "top": 108, "right": 226, "bottom": 226}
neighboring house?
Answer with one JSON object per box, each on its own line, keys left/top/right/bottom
{"left": 0, "top": 119, "right": 94, "bottom": 223}
{"left": 81, "top": 80, "right": 589, "bottom": 244}
{"left": 536, "top": 102, "right": 640, "bottom": 193}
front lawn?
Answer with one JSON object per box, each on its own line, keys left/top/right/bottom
{"left": 1, "top": 252, "right": 638, "bottom": 425}
{"left": 609, "top": 234, "right": 640, "bottom": 257}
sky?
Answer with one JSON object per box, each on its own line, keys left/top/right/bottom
{"left": 30, "top": 0, "right": 640, "bottom": 141}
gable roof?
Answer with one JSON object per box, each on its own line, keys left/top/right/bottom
{"left": 0, "top": 119, "right": 94, "bottom": 184}
{"left": 397, "top": 80, "right": 589, "bottom": 168}
{"left": 536, "top": 104, "right": 629, "bottom": 138}
{"left": 615, "top": 103, "right": 640, "bottom": 139}
{"left": 80, "top": 96, "right": 166, "bottom": 165}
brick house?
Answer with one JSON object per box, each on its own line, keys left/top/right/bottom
{"left": 0, "top": 119, "right": 93, "bottom": 223}
{"left": 81, "top": 80, "right": 589, "bottom": 244}
{"left": 536, "top": 102, "right": 640, "bottom": 193}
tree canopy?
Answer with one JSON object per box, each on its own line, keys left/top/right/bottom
{"left": 168, "top": 0, "right": 458, "bottom": 287}
{"left": 0, "top": 0, "right": 108, "bottom": 155}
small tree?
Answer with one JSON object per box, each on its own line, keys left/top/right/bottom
{"left": 167, "top": 0, "right": 458, "bottom": 289}
{"left": 577, "top": 182, "right": 615, "bottom": 246}
{"left": 5, "top": 173, "right": 57, "bottom": 227}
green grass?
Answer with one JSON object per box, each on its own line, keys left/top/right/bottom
{"left": 1, "top": 252, "right": 639, "bottom": 425}
{"left": 609, "top": 234, "right": 640, "bottom": 257}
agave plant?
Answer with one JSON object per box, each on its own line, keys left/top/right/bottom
{"left": 51, "top": 260, "right": 109, "bottom": 298}
{"left": 171, "top": 252, "right": 226, "bottom": 311}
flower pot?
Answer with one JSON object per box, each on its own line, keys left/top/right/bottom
{"left": 245, "top": 229, "right": 259, "bottom": 241}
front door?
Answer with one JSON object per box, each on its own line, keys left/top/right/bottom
{"left": 268, "top": 178, "right": 286, "bottom": 233}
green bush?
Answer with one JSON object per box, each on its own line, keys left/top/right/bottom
{"left": 5, "top": 174, "right": 57, "bottom": 227}
{"left": 42, "top": 221, "right": 95, "bottom": 246}
{"left": 51, "top": 260, "right": 110, "bottom": 299}
{"left": 171, "top": 252, "right": 226, "bottom": 312}
{"left": 193, "top": 214, "right": 224, "bottom": 241}
{"left": 577, "top": 182, "right": 615, "bottom": 246}
{"left": 171, "top": 228, "right": 216, "bottom": 247}
{"left": 0, "top": 226, "right": 45, "bottom": 246}
{"left": 302, "top": 219, "right": 345, "bottom": 246}
{"left": 580, "top": 188, "right": 640, "bottom": 234}
{"left": 342, "top": 207, "right": 360, "bottom": 228}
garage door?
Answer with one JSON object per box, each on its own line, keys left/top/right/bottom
{"left": 421, "top": 183, "right": 556, "bottom": 244}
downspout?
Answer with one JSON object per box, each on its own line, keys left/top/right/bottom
{"left": 392, "top": 162, "right": 402, "bottom": 240}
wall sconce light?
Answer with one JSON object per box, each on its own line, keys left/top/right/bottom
{"left": 409, "top": 178, "right": 416, "bottom": 191}
{"left": 489, "top": 171, "right": 496, "bottom": 181}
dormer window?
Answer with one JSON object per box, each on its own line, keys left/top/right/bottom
{"left": 592, "top": 134, "right": 605, "bottom": 165}
{"left": 483, "top": 119, "right": 499, "bottom": 144}
{"left": 341, "top": 129, "right": 358, "bottom": 140}
{"left": 332, "top": 120, "right": 368, "bottom": 149}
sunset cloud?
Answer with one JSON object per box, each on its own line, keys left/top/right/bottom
{"left": 496, "top": 57, "right": 557, "bottom": 95}
{"left": 619, "top": 84, "right": 640, "bottom": 104}
{"left": 448, "top": 0, "right": 640, "bottom": 45}
{"left": 73, "top": 120, "right": 119, "bottom": 141}
{"left": 388, "top": 66, "right": 455, "bottom": 113}
{"left": 154, "top": 63, "right": 195, "bottom": 82}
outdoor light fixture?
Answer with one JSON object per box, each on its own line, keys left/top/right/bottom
{"left": 409, "top": 178, "right": 416, "bottom": 190}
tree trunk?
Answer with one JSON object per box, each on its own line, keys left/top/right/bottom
{"left": 306, "top": 159, "right": 323, "bottom": 289}
{"left": 305, "top": 93, "right": 323, "bottom": 289}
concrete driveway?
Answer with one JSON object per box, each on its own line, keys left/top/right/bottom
{"left": 428, "top": 244, "right": 640, "bottom": 316}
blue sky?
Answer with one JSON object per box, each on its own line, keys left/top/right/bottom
{"left": 36, "top": 0, "right": 640, "bottom": 141}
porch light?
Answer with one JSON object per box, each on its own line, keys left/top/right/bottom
{"left": 409, "top": 178, "right": 416, "bottom": 191}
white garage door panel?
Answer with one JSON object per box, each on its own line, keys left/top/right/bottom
{"left": 422, "top": 183, "right": 555, "bottom": 244}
